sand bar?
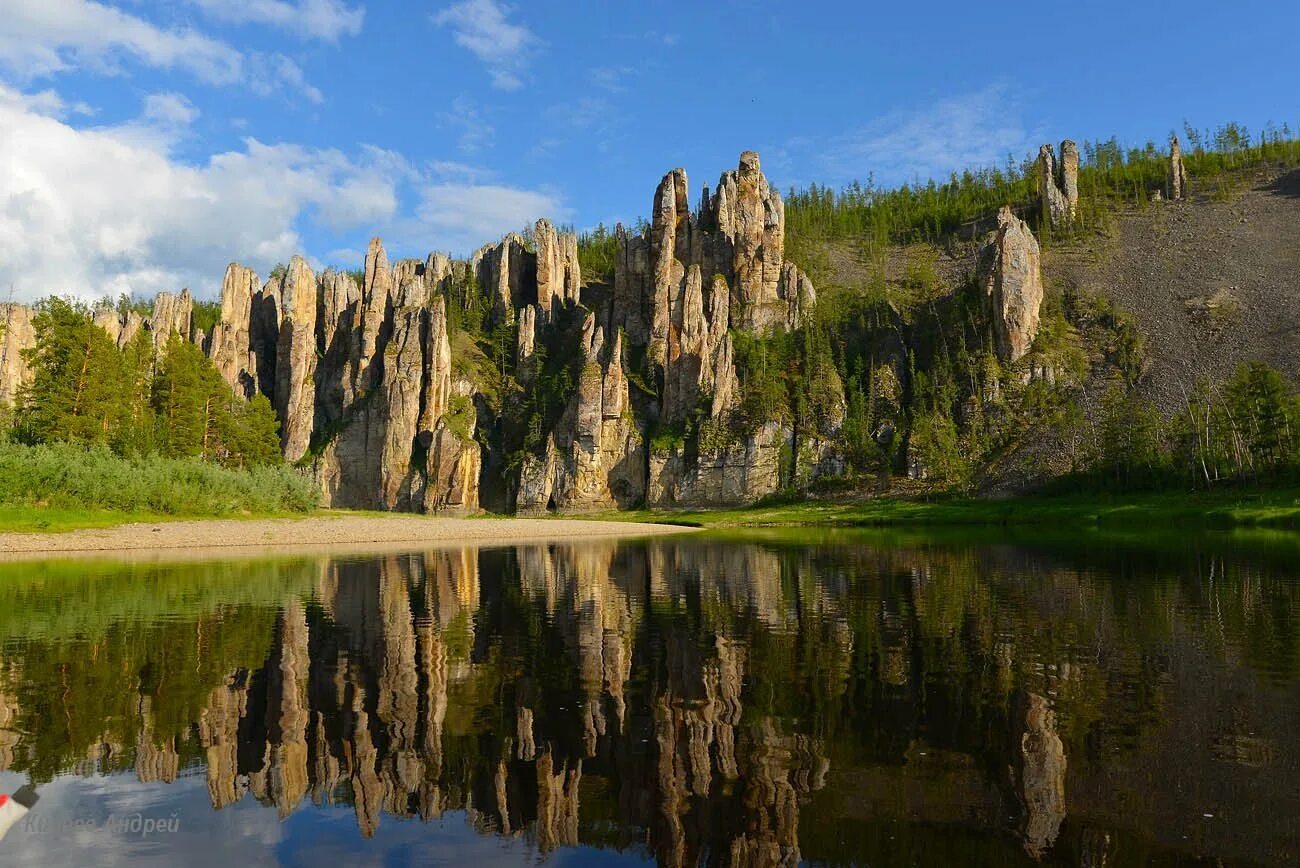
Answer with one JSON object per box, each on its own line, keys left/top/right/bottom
{"left": 0, "top": 514, "right": 699, "bottom": 561}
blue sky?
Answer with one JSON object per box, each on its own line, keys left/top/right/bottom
{"left": 0, "top": 0, "right": 1296, "bottom": 302}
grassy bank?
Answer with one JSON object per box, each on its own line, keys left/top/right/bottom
{"left": 0, "top": 441, "right": 319, "bottom": 532}
{"left": 626, "top": 488, "right": 1300, "bottom": 530}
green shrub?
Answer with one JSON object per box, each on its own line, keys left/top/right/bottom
{"left": 0, "top": 441, "right": 319, "bottom": 515}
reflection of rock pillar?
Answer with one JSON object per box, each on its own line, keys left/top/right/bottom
{"left": 377, "top": 565, "right": 422, "bottom": 814}
{"left": 0, "top": 665, "right": 19, "bottom": 773}
{"left": 349, "top": 676, "right": 383, "bottom": 838}
{"left": 653, "top": 695, "right": 688, "bottom": 868}
{"left": 714, "top": 636, "right": 744, "bottom": 780}
{"left": 1014, "top": 692, "right": 1067, "bottom": 858}
{"left": 134, "top": 694, "right": 179, "bottom": 784}
{"left": 495, "top": 758, "right": 512, "bottom": 835}
{"left": 267, "top": 599, "right": 310, "bottom": 818}
{"left": 198, "top": 671, "right": 249, "bottom": 808}
{"left": 311, "top": 710, "right": 340, "bottom": 806}
{"left": 535, "top": 751, "right": 581, "bottom": 851}
{"left": 417, "top": 595, "right": 448, "bottom": 819}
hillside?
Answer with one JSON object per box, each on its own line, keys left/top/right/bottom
{"left": 3, "top": 132, "right": 1299, "bottom": 513}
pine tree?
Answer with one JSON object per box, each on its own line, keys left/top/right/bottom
{"left": 18, "top": 298, "right": 127, "bottom": 446}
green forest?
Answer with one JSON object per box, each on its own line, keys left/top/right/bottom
{"left": 0, "top": 297, "right": 315, "bottom": 518}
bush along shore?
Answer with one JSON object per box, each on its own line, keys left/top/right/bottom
{"left": 0, "top": 442, "right": 318, "bottom": 531}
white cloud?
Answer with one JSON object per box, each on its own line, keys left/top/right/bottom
{"left": 0, "top": 0, "right": 243, "bottom": 84}
{"left": 0, "top": 84, "right": 568, "bottom": 301}
{"left": 188, "top": 0, "right": 365, "bottom": 42}
{"left": 0, "top": 85, "right": 396, "bottom": 301}
{"left": 801, "top": 84, "right": 1040, "bottom": 187}
{"left": 0, "top": 0, "right": 326, "bottom": 103}
{"left": 248, "top": 53, "right": 325, "bottom": 104}
{"left": 411, "top": 183, "right": 568, "bottom": 254}
{"left": 432, "top": 0, "right": 537, "bottom": 91}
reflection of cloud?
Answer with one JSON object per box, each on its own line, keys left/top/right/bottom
{"left": 432, "top": 0, "right": 538, "bottom": 91}
{"left": 789, "top": 84, "right": 1041, "bottom": 188}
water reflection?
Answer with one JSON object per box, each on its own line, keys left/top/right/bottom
{"left": 0, "top": 531, "right": 1297, "bottom": 866}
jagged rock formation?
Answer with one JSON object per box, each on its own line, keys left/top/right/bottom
{"left": 1038, "top": 140, "right": 1079, "bottom": 226}
{"left": 1169, "top": 134, "right": 1189, "bottom": 200}
{"left": 980, "top": 207, "right": 1044, "bottom": 363}
{"left": 207, "top": 263, "right": 267, "bottom": 398}
{"left": 516, "top": 314, "right": 643, "bottom": 513}
{"left": 0, "top": 303, "right": 34, "bottom": 407}
{"left": 148, "top": 289, "right": 194, "bottom": 353}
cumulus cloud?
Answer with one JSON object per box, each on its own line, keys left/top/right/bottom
{"left": 0, "top": 85, "right": 396, "bottom": 300}
{"left": 0, "top": 84, "right": 568, "bottom": 301}
{"left": 0, "top": 0, "right": 243, "bottom": 84}
{"left": 0, "top": 0, "right": 326, "bottom": 103}
{"left": 411, "top": 182, "right": 568, "bottom": 254}
{"left": 188, "top": 0, "right": 365, "bottom": 42}
{"left": 432, "top": 0, "right": 537, "bottom": 91}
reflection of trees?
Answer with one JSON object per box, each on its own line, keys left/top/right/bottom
{"left": 0, "top": 536, "right": 1296, "bottom": 865}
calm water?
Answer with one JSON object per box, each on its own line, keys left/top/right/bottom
{"left": 0, "top": 530, "right": 1297, "bottom": 867}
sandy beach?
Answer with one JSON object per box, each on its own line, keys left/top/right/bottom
{"left": 0, "top": 514, "right": 698, "bottom": 561}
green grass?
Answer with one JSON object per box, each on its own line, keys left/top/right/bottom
{"left": 617, "top": 488, "right": 1300, "bottom": 531}
{"left": 8, "top": 488, "right": 1300, "bottom": 536}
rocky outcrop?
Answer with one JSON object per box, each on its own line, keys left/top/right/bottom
{"left": 148, "top": 289, "right": 193, "bottom": 353}
{"left": 980, "top": 207, "right": 1044, "bottom": 363}
{"left": 473, "top": 233, "right": 533, "bottom": 325}
{"left": 191, "top": 150, "right": 830, "bottom": 513}
{"left": 534, "top": 218, "right": 581, "bottom": 317}
{"left": 0, "top": 303, "right": 35, "bottom": 407}
{"left": 1169, "top": 134, "right": 1189, "bottom": 200}
{"left": 275, "top": 257, "right": 319, "bottom": 462}
{"left": 1038, "top": 140, "right": 1079, "bottom": 226}
{"left": 208, "top": 263, "right": 264, "bottom": 398}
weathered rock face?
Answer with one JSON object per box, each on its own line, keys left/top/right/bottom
{"left": 0, "top": 303, "right": 35, "bottom": 407}
{"left": 648, "top": 421, "right": 790, "bottom": 508}
{"left": 275, "top": 256, "right": 319, "bottom": 462}
{"left": 208, "top": 263, "right": 264, "bottom": 398}
{"left": 1169, "top": 134, "right": 1189, "bottom": 200}
{"left": 93, "top": 307, "right": 122, "bottom": 345}
{"left": 517, "top": 314, "right": 644, "bottom": 513}
{"left": 534, "top": 219, "right": 581, "bottom": 318}
{"left": 148, "top": 289, "right": 193, "bottom": 353}
{"left": 1038, "top": 140, "right": 1079, "bottom": 226}
{"left": 473, "top": 233, "right": 533, "bottom": 325}
{"left": 980, "top": 206, "right": 1044, "bottom": 363}
{"left": 606, "top": 151, "right": 826, "bottom": 507}
{"left": 612, "top": 152, "right": 812, "bottom": 358}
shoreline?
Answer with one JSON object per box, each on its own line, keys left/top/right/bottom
{"left": 0, "top": 514, "right": 698, "bottom": 561}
